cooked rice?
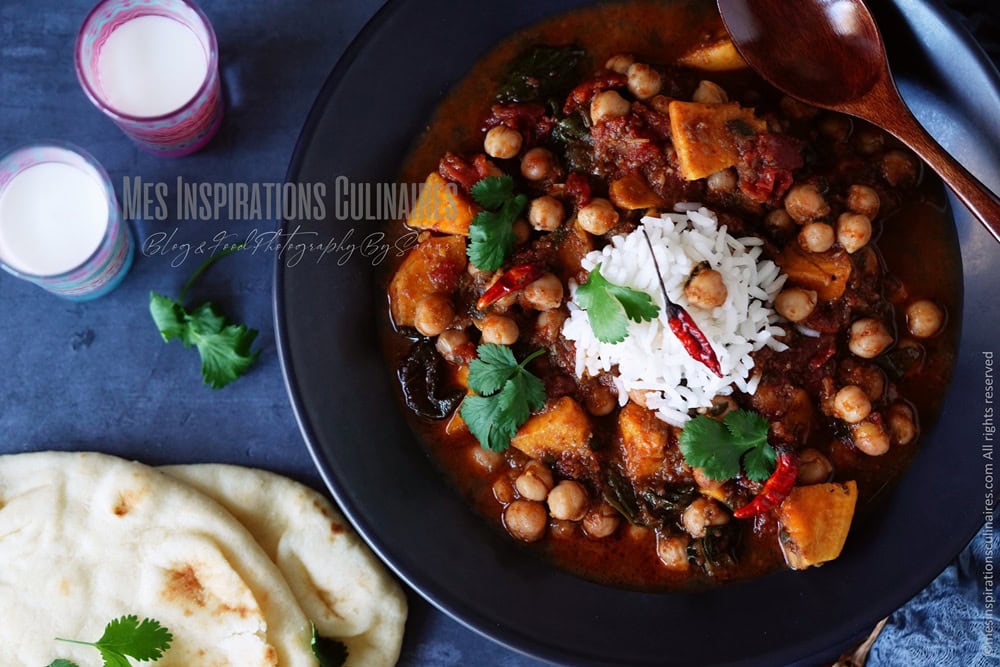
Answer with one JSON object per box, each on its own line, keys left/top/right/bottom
{"left": 561, "top": 204, "right": 788, "bottom": 426}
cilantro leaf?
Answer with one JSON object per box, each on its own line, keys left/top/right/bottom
{"left": 741, "top": 440, "right": 778, "bottom": 482}
{"left": 471, "top": 175, "right": 514, "bottom": 209}
{"left": 56, "top": 616, "right": 173, "bottom": 666}
{"left": 574, "top": 264, "right": 659, "bottom": 343}
{"left": 468, "top": 343, "right": 519, "bottom": 396}
{"left": 46, "top": 661, "right": 79, "bottom": 667}
{"left": 678, "top": 410, "right": 776, "bottom": 482}
{"left": 461, "top": 346, "right": 547, "bottom": 452}
{"left": 312, "top": 623, "right": 349, "bottom": 667}
{"left": 679, "top": 416, "right": 744, "bottom": 481}
{"left": 467, "top": 176, "right": 527, "bottom": 271}
{"left": 149, "top": 245, "right": 260, "bottom": 390}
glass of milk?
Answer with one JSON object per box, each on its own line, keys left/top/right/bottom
{"left": 75, "top": 0, "right": 222, "bottom": 158}
{"left": 0, "top": 144, "right": 134, "bottom": 300}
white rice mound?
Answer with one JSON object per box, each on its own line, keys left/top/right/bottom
{"left": 561, "top": 204, "right": 789, "bottom": 427}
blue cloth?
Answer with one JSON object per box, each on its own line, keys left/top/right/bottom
{"left": 871, "top": 525, "right": 999, "bottom": 667}
{"left": 0, "top": 1, "right": 996, "bottom": 666}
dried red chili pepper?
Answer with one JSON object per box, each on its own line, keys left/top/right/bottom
{"left": 732, "top": 449, "right": 799, "bottom": 519}
{"left": 641, "top": 230, "right": 724, "bottom": 377}
{"left": 476, "top": 264, "right": 545, "bottom": 310}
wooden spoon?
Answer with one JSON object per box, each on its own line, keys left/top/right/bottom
{"left": 717, "top": 0, "right": 1000, "bottom": 243}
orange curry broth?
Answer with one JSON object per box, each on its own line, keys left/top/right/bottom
{"left": 378, "top": 0, "right": 960, "bottom": 589}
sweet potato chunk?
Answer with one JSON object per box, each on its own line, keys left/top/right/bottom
{"left": 406, "top": 172, "right": 477, "bottom": 235}
{"left": 511, "top": 397, "right": 593, "bottom": 460}
{"left": 678, "top": 38, "right": 748, "bottom": 72}
{"left": 778, "top": 481, "right": 858, "bottom": 569}
{"left": 388, "top": 235, "right": 466, "bottom": 326}
{"left": 777, "top": 244, "right": 853, "bottom": 300}
{"left": 609, "top": 173, "right": 668, "bottom": 210}
{"left": 668, "top": 101, "right": 767, "bottom": 180}
{"left": 618, "top": 402, "right": 672, "bottom": 481}
{"left": 553, "top": 221, "right": 595, "bottom": 283}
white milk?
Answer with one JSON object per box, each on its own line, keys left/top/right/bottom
{"left": 97, "top": 15, "right": 208, "bottom": 118}
{"left": 0, "top": 163, "right": 110, "bottom": 276}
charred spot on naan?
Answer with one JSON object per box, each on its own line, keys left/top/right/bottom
{"left": 162, "top": 561, "right": 258, "bottom": 619}
{"left": 111, "top": 486, "right": 148, "bottom": 516}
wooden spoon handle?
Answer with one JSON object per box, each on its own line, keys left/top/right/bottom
{"left": 879, "top": 93, "right": 1000, "bottom": 242}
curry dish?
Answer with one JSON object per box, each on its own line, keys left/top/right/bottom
{"left": 382, "top": 0, "right": 959, "bottom": 589}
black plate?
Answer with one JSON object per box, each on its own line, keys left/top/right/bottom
{"left": 275, "top": 1, "right": 1000, "bottom": 664}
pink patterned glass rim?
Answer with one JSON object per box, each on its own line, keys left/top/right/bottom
{"left": 0, "top": 144, "right": 134, "bottom": 301}
{"left": 75, "top": 0, "right": 223, "bottom": 158}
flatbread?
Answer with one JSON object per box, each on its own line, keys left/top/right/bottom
{"left": 161, "top": 464, "right": 408, "bottom": 667}
{"left": 0, "top": 451, "right": 315, "bottom": 666}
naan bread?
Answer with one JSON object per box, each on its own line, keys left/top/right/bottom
{"left": 0, "top": 451, "right": 315, "bottom": 667}
{"left": 161, "top": 464, "right": 408, "bottom": 667}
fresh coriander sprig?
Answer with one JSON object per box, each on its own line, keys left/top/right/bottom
{"left": 149, "top": 244, "right": 260, "bottom": 389}
{"left": 311, "top": 623, "right": 349, "bottom": 667}
{"left": 52, "top": 615, "right": 173, "bottom": 667}
{"left": 573, "top": 264, "right": 659, "bottom": 343}
{"left": 460, "top": 345, "right": 547, "bottom": 452}
{"left": 467, "top": 175, "right": 528, "bottom": 271}
{"left": 678, "top": 410, "right": 776, "bottom": 482}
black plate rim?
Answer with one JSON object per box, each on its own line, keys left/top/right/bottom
{"left": 274, "top": 1, "right": 999, "bottom": 664}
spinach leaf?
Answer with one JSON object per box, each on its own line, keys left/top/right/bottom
{"left": 498, "top": 45, "right": 587, "bottom": 104}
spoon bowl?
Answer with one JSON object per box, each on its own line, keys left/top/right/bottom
{"left": 718, "top": 0, "right": 1000, "bottom": 242}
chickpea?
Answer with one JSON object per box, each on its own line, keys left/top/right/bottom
{"left": 503, "top": 500, "right": 547, "bottom": 542}
{"left": 764, "top": 209, "right": 796, "bottom": 238}
{"left": 882, "top": 149, "right": 919, "bottom": 187}
{"left": 480, "top": 314, "right": 519, "bottom": 345}
{"left": 656, "top": 533, "right": 690, "bottom": 571}
{"left": 435, "top": 328, "right": 470, "bottom": 364}
{"left": 605, "top": 53, "right": 635, "bottom": 74}
{"left": 470, "top": 445, "right": 503, "bottom": 472}
{"left": 547, "top": 480, "right": 589, "bottom": 521}
{"left": 684, "top": 267, "right": 728, "bottom": 309}
{"left": 650, "top": 94, "right": 672, "bottom": 115}
{"left": 582, "top": 502, "right": 620, "bottom": 539}
{"left": 521, "top": 273, "right": 564, "bottom": 311}
{"left": 849, "top": 318, "right": 894, "bottom": 359}
{"left": 847, "top": 184, "right": 880, "bottom": 219}
{"left": 512, "top": 218, "right": 531, "bottom": 245}
{"left": 854, "top": 128, "right": 885, "bottom": 155}
{"left": 584, "top": 384, "right": 618, "bottom": 417}
{"left": 784, "top": 184, "right": 830, "bottom": 223}
{"left": 627, "top": 388, "right": 651, "bottom": 408}
{"left": 851, "top": 418, "right": 891, "bottom": 456}
{"left": 515, "top": 460, "right": 555, "bottom": 501}
{"left": 692, "top": 467, "right": 725, "bottom": 494}
{"left": 833, "top": 385, "right": 872, "bottom": 424}
{"left": 534, "top": 309, "right": 567, "bottom": 344}
{"left": 796, "top": 449, "right": 833, "bottom": 484}
{"left": 906, "top": 299, "right": 945, "bottom": 338}
{"left": 528, "top": 195, "right": 564, "bottom": 232}
{"left": 577, "top": 198, "right": 620, "bottom": 235}
{"left": 819, "top": 114, "right": 852, "bottom": 143}
{"left": 590, "top": 90, "right": 631, "bottom": 124}
{"left": 627, "top": 63, "right": 662, "bottom": 100}
{"left": 798, "top": 222, "right": 835, "bottom": 253}
{"left": 836, "top": 212, "right": 872, "bottom": 254}
{"left": 520, "top": 147, "right": 556, "bottom": 182}
{"left": 693, "top": 80, "right": 728, "bottom": 104}
{"left": 774, "top": 287, "right": 818, "bottom": 322}
{"left": 706, "top": 168, "right": 737, "bottom": 193}
{"left": 681, "top": 497, "right": 729, "bottom": 539}
{"left": 492, "top": 476, "right": 515, "bottom": 504}
{"left": 887, "top": 402, "right": 918, "bottom": 446}
{"left": 483, "top": 125, "right": 523, "bottom": 160}
{"left": 414, "top": 295, "right": 454, "bottom": 336}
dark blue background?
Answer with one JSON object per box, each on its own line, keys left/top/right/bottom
{"left": 0, "top": 1, "right": 995, "bottom": 666}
